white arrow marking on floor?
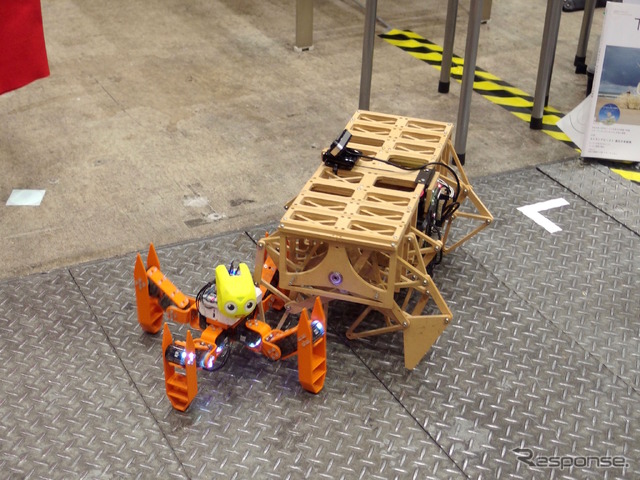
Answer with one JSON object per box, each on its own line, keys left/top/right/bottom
{"left": 517, "top": 198, "right": 569, "bottom": 233}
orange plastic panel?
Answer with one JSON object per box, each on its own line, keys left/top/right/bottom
{"left": 297, "top": 297, "right": 327, "bottom": 393}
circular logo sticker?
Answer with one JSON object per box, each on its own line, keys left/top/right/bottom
{"left": 598, "top": 103, "right": 620, "bottom": 125}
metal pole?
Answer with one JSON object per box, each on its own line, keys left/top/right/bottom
{"left": 295, "top": 0, "right": 314, "bottom": 52}
{"left": 454, "top": 0, "right": 483, "bottom": 164}
{"left": 530, "top": 0, "right": 562, "bottom": 130}
{"left": 439, "top": 0, "right": 459, "bottom": 94}
{"left": 481, "top": 0, "right": 492, "bottom": 22}
{"left": 574, "top": 0, "right": 597, "bottom": 73}
{"left": 359, "top": 0, "right": 378, "bottom": 110}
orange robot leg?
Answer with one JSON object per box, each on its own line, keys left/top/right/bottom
{"left": 162, "top": 324, "right": 198, "bottom": 411}
{"left": 134, "top": 243, "right": 198, "bottom": 333}
{"left": 297, "top": 298, "right": 327, "bottom": 394}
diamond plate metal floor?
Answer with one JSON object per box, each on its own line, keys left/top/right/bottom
{"left": 539, "top": 159, "right": 640, "bottom": 236}
{"left": 1, "top": 160, "right": 638, "bottom": 479}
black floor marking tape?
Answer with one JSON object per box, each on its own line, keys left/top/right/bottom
{"left": 380, "top": 29, "right": 577, "bottom": 147}
{"left": 380, "top": 29, "right": 640, "bottom": 185}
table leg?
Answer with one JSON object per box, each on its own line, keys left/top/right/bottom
{"left": 574, "top": 0, "right": 597, "bottom": 74}
{"left": 295, "top": 0, "right": 314, "bottom": 52}
{"left": 358, "top": 0, "right": 378, "bottom": 110}
{"left": 439, "top": 0, "right": 459, "bottom": 94}
{"left": 530, "top": 0, "right": 562, "bottom": 130}
{"left": 454, "top": 0, "right": 483, "bottom": 164}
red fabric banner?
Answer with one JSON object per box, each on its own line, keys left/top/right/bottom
{"left": 0, "top": 0, "right": 50, "bottom": 95}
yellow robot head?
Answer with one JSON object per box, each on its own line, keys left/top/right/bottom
{"left": 215, "top": 263, "right": 257, "bottom": 318}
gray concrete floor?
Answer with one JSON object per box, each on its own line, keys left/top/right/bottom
{"left": 1, "top": 0, "right": 601, "bottom": 280}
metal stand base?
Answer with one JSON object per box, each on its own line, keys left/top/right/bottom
{"left": 530, "top": 117, "right": 543, "bottom": 130}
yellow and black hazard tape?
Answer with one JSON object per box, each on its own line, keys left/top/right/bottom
{"left": 609, "top": 166, "right": 640, "bottom": 185}
{"left": 380, "top": 29, "right": 640, "bottom": 185}
{"left": 380, "top": 29, "right": 577, "bottom": 149}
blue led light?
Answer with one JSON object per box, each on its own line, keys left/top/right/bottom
{"left": 311, "top": 320, "right": 325, "bottom": 336}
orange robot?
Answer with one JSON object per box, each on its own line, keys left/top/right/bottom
{"left": 134, "top": 244, "right": 327, "bottom": 411}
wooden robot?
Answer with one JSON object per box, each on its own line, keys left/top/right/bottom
{"left": 253, "top": 110, "right": 492, "bottom": 369}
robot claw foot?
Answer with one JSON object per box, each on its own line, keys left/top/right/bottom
{"left": 297, "top": 298, "right": 327, "bottom": 394}
{"left": 134, "top": 248, "right": 163, "bottom": 334}
{"left": 162, "top": 324, "right": 198, "bottom": 411}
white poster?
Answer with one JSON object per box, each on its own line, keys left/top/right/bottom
{"left": 582, "top": 2, "right": 640, "bottom": 162}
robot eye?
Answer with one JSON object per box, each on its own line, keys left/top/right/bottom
{"left": 224, "top": 302, "right": 237, "bottom": 315}
{"left": 245, "top": 300, "right": 256, "bottom": 312}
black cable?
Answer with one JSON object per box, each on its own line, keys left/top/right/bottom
{"left": 244, "top": 231, "right": 258, "bottom": 246}
{"left": 195, "top": 280, "right": 215, "bottom": 314}
{"left": 356, "top": 153, "right": 426, "bottom": 170}
{"left": 356, "top": 153, "right": 461, "bottom": 202}
{"left": 208, "top": 337, "right": 232, "bottom": 371}
{"left": 432, "top": 227, "right": 443, "bottom": 266}
{"left": 434, "top": 162, "right": 461, "bottom": 203}
{"left": 440, "top": 201, "right": 460, "bottom": 224}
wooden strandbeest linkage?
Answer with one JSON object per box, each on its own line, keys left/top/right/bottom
{"left": 254, "top": 110, "right": 493, "bottom": 369}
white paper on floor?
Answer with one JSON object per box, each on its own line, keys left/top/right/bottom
{"left": 6, "top": 189, "right": 46, "bottom": 206}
